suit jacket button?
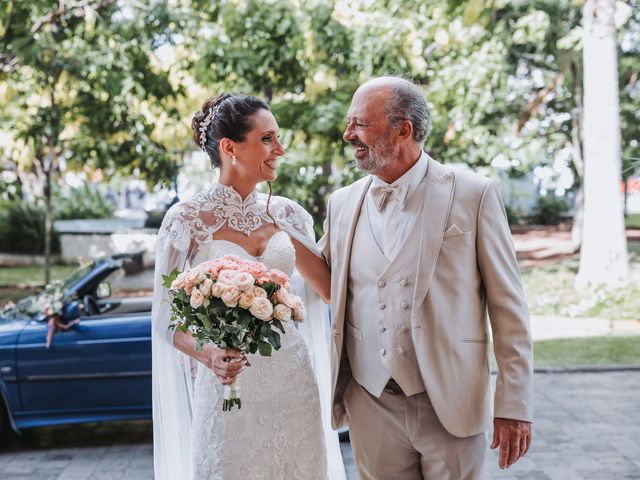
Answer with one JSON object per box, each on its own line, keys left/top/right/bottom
{"left": 378, "top": 303, "right": 386, "bottom": 310}
{"left": 378, "top": 280, "right": 386, "bottom": 288}
{"left": 333, "top": 329, "right": 340, "bottom": 337}
{"left": 401, "top": 326, "right": 409, "bottom": 333}
{"left": 380, "top": 348, "right": 387, "bottom": 356}
{"left": 400, "top": 279, "right": 409, "bottom": 287}
{"left": 401, "top": 302, "right": 409, "bottom": 310}
{"left": 398, "top": 347, "right": 406, "bottom": 356}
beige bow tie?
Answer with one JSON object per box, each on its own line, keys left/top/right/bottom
{"left": 370, "top": 184, "right": 409, "bottom": 211}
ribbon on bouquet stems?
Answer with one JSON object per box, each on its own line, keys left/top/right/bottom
{"left": 222, "top": 357, "right": 243, "bottom": 411}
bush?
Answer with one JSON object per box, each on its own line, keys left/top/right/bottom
{"left": 54, "top": 183, "right": 114, "bottom": 220}
{"left": 0, "top": 200, "right": 60, "bottom": 254}
{"left": 0, "top": 184, "right": 114, "bottom": 255}
{"left": 531, "top": 194, "right": 569, "bottom": 225}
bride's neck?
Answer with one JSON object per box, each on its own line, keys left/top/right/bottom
{"left": 217, "top": 171, "right": 257, "bottom": 200}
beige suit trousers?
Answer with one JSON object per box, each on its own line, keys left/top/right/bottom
{"left": 345, "top": 380, "right": 486, "bottom": 479}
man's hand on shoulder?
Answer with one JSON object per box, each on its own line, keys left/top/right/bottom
{"left": 490, "top": 417, "right": 532, "bottom": 469}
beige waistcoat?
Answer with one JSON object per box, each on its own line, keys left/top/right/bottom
{"left": 346, "top": 199, "right": 426, "bottom": 397}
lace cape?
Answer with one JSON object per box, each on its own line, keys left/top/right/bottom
{"left": 151, "top": 183, "right": 344, "bottom": 479}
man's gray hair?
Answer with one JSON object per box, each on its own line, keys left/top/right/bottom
{"left": 385, "top": 79, "right": 431, "bottom": 145}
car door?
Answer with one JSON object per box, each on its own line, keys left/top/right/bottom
{"left": 16, "top": 312, "right": 151, "bottom": 413}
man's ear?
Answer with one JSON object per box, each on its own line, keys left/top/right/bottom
{"left": 219, "top": 138, "right": 235, "bottom": 158}
{"left": 396, "top": 119, "right": 414, "bottom": 143}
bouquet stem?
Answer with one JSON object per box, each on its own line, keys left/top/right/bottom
{"left": 223, "top": 381, "right": 241, "bottom": 411}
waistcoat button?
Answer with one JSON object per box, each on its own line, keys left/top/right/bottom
{"left": 378, "top": 280, "right": 386, "bottom": 288}
{"left": 378, "top": 303, "right": 386, "bottom": 310}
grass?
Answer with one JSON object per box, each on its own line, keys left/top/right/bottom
{"left": 521, "top": 242, "right": 640, "bottom": 320}
{"left": 626, "top": 213, "right": 640, "bottom": 229}
{"left": 0, "top": 265, "right": 80, "bottom": 288}
{"left": 488, "top": 336, "right": 640, "bottom": 370}
{"left": 532, "top": 335, "right": 640, "bottom": 368}
{"left": 0, "top": 264, "right": 80, "bottom": 306}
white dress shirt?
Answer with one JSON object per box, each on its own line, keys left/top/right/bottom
{"left": 366, "top": 152, "right": 429, "bottom": 260}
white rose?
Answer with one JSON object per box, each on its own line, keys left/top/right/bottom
{"left": 220, "top": 287, "right": 241, "bottom": 307}
{"left": 273, "top": 303, "right": 292, "bottom": 322}
{"left": 235, "top": 272, "right": 256, "bottom": 291}
{"left": 217, "top": 270, "right": 241, "bottom": 287}
{"left": 249, "top": 297, "right": 274, "bottom": 321}
{"left": 190, "top": 288, "right": 205, "bottom": 309}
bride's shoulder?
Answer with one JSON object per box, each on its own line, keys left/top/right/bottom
{"left": 268, "top": 194, "right": 312, "bottom": 220}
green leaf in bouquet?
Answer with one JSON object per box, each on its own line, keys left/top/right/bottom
{"left": 162, "top": 268, "right": 180, "bottom": 288}
{"left": 248, "top": 343, "right": 258, "bottom": 354}
{"left": 196, "top": 312, "right": 212, "bottom": 330}
{"left": 269, "top": 332, "right": 282, "bottom": 351}
{"left": 272, "top": 319, "right": 286, "bottom": 334}
{"left": 258, "top": 341, "right": 272, "bottom": 357}
{"left": 261, "top": 282, "right": 279, "bottom": 298}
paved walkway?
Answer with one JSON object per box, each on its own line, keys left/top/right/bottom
{"left": 1, "top": 371, "right": 639, "bottom": 479}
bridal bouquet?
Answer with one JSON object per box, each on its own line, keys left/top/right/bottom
{"left": 162, "top": 254, "right": 305, "bottom": 411}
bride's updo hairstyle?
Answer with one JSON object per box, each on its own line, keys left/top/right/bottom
{"left": 192, "top": 93, "right": 270, "bottom": 168}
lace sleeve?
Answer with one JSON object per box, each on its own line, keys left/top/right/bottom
{"left": 270, "top": 196, "right": 320, "bottom": 255}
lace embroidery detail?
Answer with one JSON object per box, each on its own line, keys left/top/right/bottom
{"left": 157, "top": 183, "right": 315, "bottom": 256}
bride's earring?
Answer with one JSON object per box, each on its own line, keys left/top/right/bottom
{"left": 232, "top": 154, "right": 237, "bottom": 167}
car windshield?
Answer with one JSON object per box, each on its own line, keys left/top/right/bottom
{"left": 6, "top": 261, "right": 95, "bottom": 319}
{"left": 61, "top": 262, "right": 95, "bottom": 291}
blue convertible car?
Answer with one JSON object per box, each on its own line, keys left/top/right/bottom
{"left": 0, "top": 255, "right": 153, "bottom": 436}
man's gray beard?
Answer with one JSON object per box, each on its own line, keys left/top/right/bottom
{"left": 355, "top": 140, "right": 393, "bottom": 174}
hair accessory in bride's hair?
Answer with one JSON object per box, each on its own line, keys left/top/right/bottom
{"left": 198, "top": 104, "right": 221, "bottom": 151}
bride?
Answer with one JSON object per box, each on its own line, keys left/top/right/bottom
{"left": 151, "top": 92, "right": 346, "bottom": 480}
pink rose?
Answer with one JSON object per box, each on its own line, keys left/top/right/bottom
{"left": 210, "top": 281, "right": 225, "bottom": 298}
{"left": 199, "top": 278, "right": 213, "bottom": 297}
{"left": 273, "top": 287, "right": 294, "bottom": 308}
{"left": 217, "top": 270, "right": 241, "bottom": 287}
{"left": 291, "top": 295, "right": 305, "bottom": 322}
{"left": 235, "top": 272, "right": 256, "bottom": 291}
{"left": 190, "top": 289, "right": 205, "bottom": 309}
{"left": 273, "top": 303, "right": 292, "bottom": 321}
{"left": 268, "top": 269, "right": 290, "bottom": 287}
{"left": 248, "top": 285, "right": 268, "bottom": 298}
{"left": 220, "top": 287, "right": 241, "bottom": 307}
{"left": 238, "top": 289, "right": 256, "bottom": 309}
{"left": 249, "top": 296, "right": 273, "bottom": 321}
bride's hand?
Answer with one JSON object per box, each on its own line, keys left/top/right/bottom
{"left": 205, "top": 345, "right": 248, "bottom": 385}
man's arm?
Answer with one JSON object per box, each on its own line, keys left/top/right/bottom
{"left": 476, "top": 180, "right": 534, "bottom": 469}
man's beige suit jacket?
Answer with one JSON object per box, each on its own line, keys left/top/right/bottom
{"left": 319, "top": 157, "right": 533, "bottom": 438}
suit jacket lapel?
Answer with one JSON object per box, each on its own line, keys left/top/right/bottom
{"left": 412, "top": 158, "right": 455, "bottom": 309}
{"left": 332, "top": 177, "right": 371, "bottom": 351}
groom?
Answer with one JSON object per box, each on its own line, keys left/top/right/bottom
{"left": 319, "top": 76, "right": 533, "bottom": 479}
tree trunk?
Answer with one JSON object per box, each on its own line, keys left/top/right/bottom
{"left": 576, "top": 0, "right": 629, "bottom": 288}
{"left": 570, "top": 61, "right": 584, "bottom": 252}
{"left": 44, "top": 155, "right": 53, "bottom": 285}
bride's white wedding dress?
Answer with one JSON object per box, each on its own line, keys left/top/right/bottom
{"left": 151, "top": 183, "right": 346, "bottom": 480}
{"left": 190, "top": 231, "right": 327, "bottom": 479}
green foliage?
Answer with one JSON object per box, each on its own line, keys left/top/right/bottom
{"left": 0, "top": 185, "right": 113, "bottom": 254}
{"left": 0, "top": 200, "right": 59, "bottom": 254}
{"left": 54, "top": 184, "right": 114, "bottom": 220}
{"left": 0, "top": 0, "right": 183, "bottom": 185}
{"left": 531, "top": 194, "right": 569, "bottom": 225}
{"left": 521, "top": 245, "right": 640, "bottom": 320}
